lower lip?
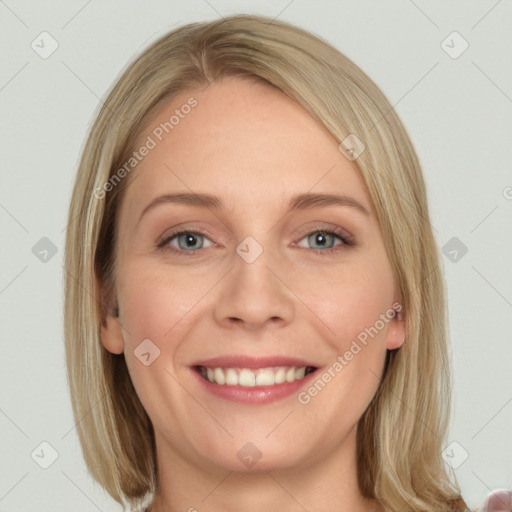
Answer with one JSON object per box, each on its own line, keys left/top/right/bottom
{"left": 191, "top": 368, "right": 318, "bottom": 404}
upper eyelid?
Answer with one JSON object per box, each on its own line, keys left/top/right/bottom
{"left": 167, "top": 220, "right": 349, "bottom": 237}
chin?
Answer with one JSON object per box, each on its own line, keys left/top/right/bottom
{"left": 193, "top": 435, "right": 311, "bottom": 474}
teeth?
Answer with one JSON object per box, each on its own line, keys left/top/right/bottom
{"left": 255, "top": 369, "right": 274, "bottom": 386}
{"left": 200, "top": 366, "right": 313, "bottom": 386}
{"left": 213, "top": 367, "right": 225, "bottom": 385}
{"left": 239, "top": 369, "right": 256, "bottom": 386}
{"left": 225, "top": 368, "right": 238, "bottom": 385}
{"left": 295, "top": 367, "right": 306, "bottom": 380}
{"left": 274, "top": 368, "right": 286, "bottom": 384}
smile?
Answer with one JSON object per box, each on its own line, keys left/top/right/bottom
{"left": 195, "top": 365, "right": 317, "bottom": 386}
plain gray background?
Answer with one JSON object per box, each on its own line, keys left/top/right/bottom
{"left": 1, "top": 1, "right": 511, "bottom": 511}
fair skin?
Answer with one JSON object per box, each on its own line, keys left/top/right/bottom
{"left": 101, "top": 76, "right": 405, "bottom": 512}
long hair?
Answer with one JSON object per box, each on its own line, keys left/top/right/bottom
{"left": 63, "top": 13, "right": 469, "bottom": 511}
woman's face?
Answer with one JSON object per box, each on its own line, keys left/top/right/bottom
{"left": 101, "top": 76, "right": 405, "bottom": 474}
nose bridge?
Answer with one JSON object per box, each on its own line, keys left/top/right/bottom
{"left": 213, "top": 235, "right": 295, "bottom": 328}
{"left": 234, "top": 237, "right": 275, "bottom": 290}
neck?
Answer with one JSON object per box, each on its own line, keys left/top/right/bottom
{"left": 149, "top": 426, "right": 382, "bottom": 512}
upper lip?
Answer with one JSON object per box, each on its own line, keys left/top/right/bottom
{"left": 192, "top": 355, "right": 317, "bottom": 369}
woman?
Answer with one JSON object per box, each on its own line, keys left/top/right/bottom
{"left": 63, "top": 13, "right": 471, "bottom": 512}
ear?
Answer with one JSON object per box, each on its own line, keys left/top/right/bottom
{"left": 385, "top": 300, "right": 406, "bottom": 350}
{"left": 100, "top": 295, "right": 125, "bottom": 355}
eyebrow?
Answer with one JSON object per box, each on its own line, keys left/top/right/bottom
{"left": 138, "top": 191, "right": 370, "bottom": 223}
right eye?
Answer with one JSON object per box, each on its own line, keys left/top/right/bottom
{"left": 157, "top": 230, "right": 215, "bottom": 254}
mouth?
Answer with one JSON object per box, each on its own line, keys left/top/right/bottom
{"left": 193, "top": 365, "right": 317, "bottom": 387}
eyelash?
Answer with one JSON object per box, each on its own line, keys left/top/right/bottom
{"left": 156, "top": 227, "right": 355, "bottom": 257}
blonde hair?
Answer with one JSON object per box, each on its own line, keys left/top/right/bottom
{"left": 64, "top": 13, "right": 470, "bottom": 511}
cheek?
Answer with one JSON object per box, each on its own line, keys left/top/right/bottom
{"left": 118, "top": 261, "right": 207, "bottom": 344}
{"left": 115, "top": 264, "right": 204, "bottom": 396}
{"left": 303, "top": 259, "right": 395, "bottom": 349}
{"left": 307, "top": 258, "right": 394, "bottom": 407}
{"left": 116, "top": 266, "right": 200, "bottom": 430}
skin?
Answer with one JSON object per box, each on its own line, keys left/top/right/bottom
{"left": 101, "top": 76, "right": 405, "bottom": 512}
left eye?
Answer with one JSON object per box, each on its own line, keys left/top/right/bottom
{"left": 296, "top": 230, "right": 345, "bottom": 251}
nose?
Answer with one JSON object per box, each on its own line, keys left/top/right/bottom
{"left": 213, "top": 242, "right": 295, "bottom": 331}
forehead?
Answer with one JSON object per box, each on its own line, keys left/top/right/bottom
{"left": 119, "top": 76, "right": 370, "bottom": 219}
